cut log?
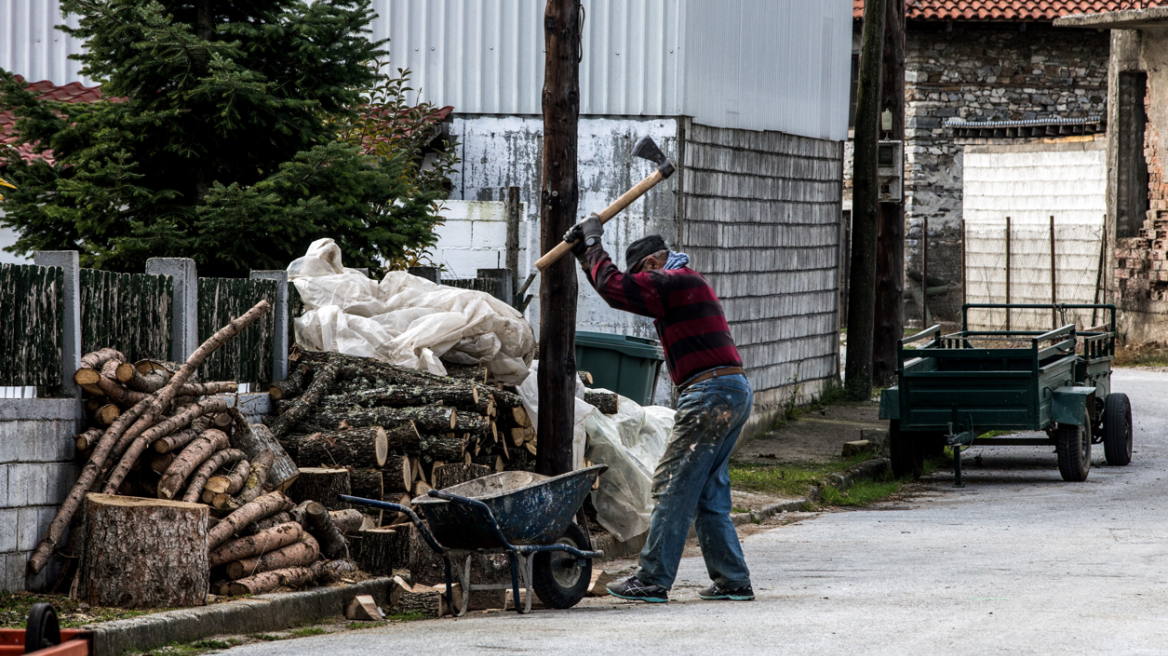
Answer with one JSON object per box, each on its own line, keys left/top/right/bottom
{"left": 268, "top": 360, "right": 340, "bottom": 439}
{"left": 586, "top": 569, "right": 615, "bottom": 597}
{"left": 313, "top": 558, "right": 358, "bottom": 584}
{"left": 226, "top": 565, "right": 315, "bottom": 595}
{"left": 413, "top": 434, "right": 467, "bottom": 461}
{"left": 158, "top": 429, "right": 230, "bottom": 500}
{"left": 288, "top": 468, "right": 351, "bottom": 510}
{"left": 211, "top": 412, "right": 233, "bottom": 429}
{"left": 296, "top": 427, "right": 388, "bottom": 469}
{"left": 74, "top": 428, "right": 103, "bottom": 452}
{"left": 381, "top": 456, "right": 411, "bottom": 493}
{"left": 412, "top": 480, "right": 432, "bottom": 499}
{"left": 205, "top": 459, "right": 250, "bottom": 496}
{"left": 101, "top": 396, "right": 231, "bottom": 495}
{"left": 268, "top": 364, "right": 310, "bottom": 401}
{"left": 232, "top": 424, "right": 299, "bottom": 492}
{"left": 329, "top": 509, "right": 365, "bottom": 535}
{"left": 442, "top": 362, "right": 487, "bottom": 382}
{"left": 82, "top": 494, "right": 208, "bottom": 608}
{"left": 181, "top": 448, "right": 246, "bottom": 504}
{"left": 351, "top": 528, "right": 403, "bottom": 576}
{"left": 207, "top": 490, "right": 293, "bottom": 549}
{"left": 304, "top": 501, "right": 348, "bottom": 559}
{"left": 326, "top": 385, "right": 480, "bottom": 412}
{"left": 584, "top": 390, "right": 618, "bottom": 415}
{"left": 578, "top": 371, "right": 593, "bottom": 385}
{"left": 244, "top": 511, "right": 293, "bottom": 536}
{"left": 431, "top": 463, "right": 492, "bottom": 490}
{"left": 511, "top": 405, "right": 532, "bottom": 427}
{"left": 215, "top": 449, "right": 275, "bottom": 511}
{"left": 348, "top": 469, "right": 383, "bottom": 505}
{"left": 94, "top": 404, "right": 120, "bottom": 426}
{"left": 397, "top": 588, "right": 447, "bottom": 618}
{"left": 151, "top": 453, "right": 176, "bottom": 475}
{"left": 226, "top": 534, "right": 320, "bottom": 580}
{"left": 300, "top": 406, "right": 455, "bottom": 435}
{"left": 152, "top": 417, "right": 213, "bottom": 454}
{"left": 80, "top": 348, "right": 125, "bottom": 371}
{"left": 345, "top": 594, "right": 382, "bottom": 621}
{"left": 208, "top": 522, "right": 303, "bottom": 568}
{"left": 453, "top": 413, "right": 491, "bottom": 439}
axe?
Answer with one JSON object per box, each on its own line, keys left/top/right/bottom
{"left": 532, "top": 136, "right": 676, "bottom": 273}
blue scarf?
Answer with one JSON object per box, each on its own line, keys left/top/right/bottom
{"left": 664, "top": 251, "right": 690, "bottom": 270}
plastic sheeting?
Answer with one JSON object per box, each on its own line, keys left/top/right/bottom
{"left": 288, "top": 239, "right": 535, "bottom": 383}
{"left": 583, "top": 390, "right": 674, "bottom": 542}
{"left": 515, "top": 361, "right": 592, "bottom": 471}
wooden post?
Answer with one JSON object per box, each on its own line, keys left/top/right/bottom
{"left": 922, "top": 217, "right": 929, "bottom": 327}
{"left": 871, "top": 0, "right": 905, "bottom": 387}
{"left": 1093, "top": 220, "right": 1107, "bottom": 327}
{"left": 506, "top": 186, "right": 521, "bottom": 296}
{"left": 961, "top": 220, "right": 967, "bottom": 308}
{"left": 537, "top": 0, "right": 581, "bottom": 475}
{"left": 1005, "top": 217, "right": 1012, "bottom": 331}
{"left": 1050, "top": 215, "right": 1057, "bottom": 328}
{"left": 844, "top": 0, "right": 886, "bottom": 400}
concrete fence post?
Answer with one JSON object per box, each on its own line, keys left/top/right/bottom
{"left": 249, "top": 270, "right": 289, "bottom": 383}
{"left": 32, "top": 251, "right": 82, "bottom": 413}
{"left": 145, "top": 258, "right": 198, "bottom": 361}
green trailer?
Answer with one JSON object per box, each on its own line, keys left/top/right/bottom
{"left": 878, "top": 303, "right": 1133, "bottom": 485}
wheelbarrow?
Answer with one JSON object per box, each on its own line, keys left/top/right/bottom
{"left": 340, "top": 464, "right": 607, "bottom": 616}
{"left": 1, "top": 604, "right": 92, "bottom": 655}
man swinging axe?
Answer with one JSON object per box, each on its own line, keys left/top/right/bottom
{"left": 561, "top": 212, "right": 755, "bottom": 603}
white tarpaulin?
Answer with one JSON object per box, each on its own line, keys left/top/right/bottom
{"left": 288, "top": 239, "right": 535, "bottom": 383}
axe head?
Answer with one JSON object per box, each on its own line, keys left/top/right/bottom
{"left": 633, "top": 136, "right": 676, "bottom": 179}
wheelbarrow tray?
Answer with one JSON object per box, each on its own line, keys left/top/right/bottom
{"left": 411, "top": 466, "right": 604, "bottom": 550}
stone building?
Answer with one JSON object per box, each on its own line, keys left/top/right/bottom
{"left": 849, "top": 1, "right": 1117, "bottom": 324}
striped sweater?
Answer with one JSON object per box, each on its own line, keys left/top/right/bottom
{"left": 581, "top": 245, "right": 742, "bottom": 386}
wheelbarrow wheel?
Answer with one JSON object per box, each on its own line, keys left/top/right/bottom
{"left": 25, "top": 603, "right": 61, "bottom": 653}
{"left": 532, "top": 523, "right": 591, "bottom": 609}
{"left": 1103, "top": 393, "right": 1133, "bottom": 466}
{"left": 1057, "top": 411, "right": 1091, "bottom": 482}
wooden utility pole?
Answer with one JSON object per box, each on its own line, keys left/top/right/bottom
{"left": 536, "top": 0, "right": 581, "bottom": 476}
{"left": 845, "top": 0, "right": 887, "bottom": 400}
{"left": 871, "top": 0, "right": 905, "bottom": 388}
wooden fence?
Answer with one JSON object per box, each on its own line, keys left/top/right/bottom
{"left": 198, "top": 277, "right": 278, "bottom": 383}
{"left": 0, "top": 263, "right": 63, "bottom": 388}
{"left": 79, "top": 268, "right": 173, "bottom": 363}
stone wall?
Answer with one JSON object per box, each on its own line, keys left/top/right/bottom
{"left": 679, "top": 122, "right": 843, "bottom": 441}
{"left": 846, "top": 21, "right": 1110, "bottom": 322}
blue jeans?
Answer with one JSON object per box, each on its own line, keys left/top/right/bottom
{"left": 635, "top": 374, "right": 753, "bottom": 590}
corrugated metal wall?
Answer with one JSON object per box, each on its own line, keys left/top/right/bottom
{"left": 963, "top": 141, "right": 1106, "bottom": 331}
{"left": 368, "top": 0, "right": 851, "bottom": 139}
{"left": 0, "top": 0, "right": 92, "bottom": 85}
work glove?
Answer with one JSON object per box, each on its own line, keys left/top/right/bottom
{"left": 564, "top": 213, "right": 603, "bottom": 256}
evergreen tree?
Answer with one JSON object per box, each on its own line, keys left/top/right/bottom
{"left": 0, "top": 0, "right": 453, "bottom": 276}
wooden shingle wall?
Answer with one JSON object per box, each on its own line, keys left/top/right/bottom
{"left": 680, "top": 123, "right": 843, "bottom": 440}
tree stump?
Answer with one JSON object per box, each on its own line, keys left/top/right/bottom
{"left": 83, "top": 494, "right": 209, "bottom": 608}
{"left": 584, "top": 390, "right": 619, "bottom": 415}
{"left": 432, "top": 463, "right": 492, "bottom": 490}
{"left": 289, "top": 468, "right": 351, "bottom": 510}
{"left": 351, "top": 528, "right": 404, "bottom": 576}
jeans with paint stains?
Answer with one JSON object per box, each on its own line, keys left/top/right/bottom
{"left": 636, "top": 373, "right": 753, "bottom": 590}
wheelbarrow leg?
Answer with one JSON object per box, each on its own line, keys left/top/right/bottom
{"left": 508, "top": 553, "right": 524, "bottom": 614}
{"left": 953, "top": 445, "right": 965, "bottom": 488}
{"left": 458, "top": 556, "right": 473, "bottom": 617}
{"left": 443, "top": 557, "right": 455, "bottom": 611}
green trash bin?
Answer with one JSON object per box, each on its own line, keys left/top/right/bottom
{"left": 575, "top": 331, "right": 665, "bottom": 407}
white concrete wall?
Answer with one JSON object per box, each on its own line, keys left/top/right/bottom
{"left": 963, "top": 140, "right": 1106, "bottom": 330}
{"left": 430, "top": 200, "right": 529, "bottom": 280}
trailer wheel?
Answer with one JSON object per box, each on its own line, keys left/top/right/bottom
{"left": 25, "top": 603, "right": 61, "bottom": 653}
{"left": 1103, "top": 393, "right": 1133, "bottom": 466}
{"left": 1057, "top": 411, "right": 1091, "bottom": 482}
{"left": 532, "top": 523, "right": 591, "bottom": 609}
{"left": 889, "top": 421, "right": 916, "bottom": 479}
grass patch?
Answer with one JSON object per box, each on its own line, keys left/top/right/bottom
{"left": 248, "top": 634, "right": 287, "bottom": 641}
{"left": 385, "top": 612, "right": 425, "bottom": 622}
{"left": 143, "top": 638, "right": 241, "bottom": 656}
{"left": 346, "top": 622, "right": 379, "bottom": 630}
{"left": 730, "top": 452, "right": 875, "bottom": 498}
{"left": 1114, "top": 342, "right": 1168, "bottom": 367}
{"left": 819, "top": 478, "right": 902, "bottom": 506}
{"left": 0, "top": 591, "right": 162, "bottom": 629}
{"left": 289, "top": 627, "right": 328, "bottom": 638}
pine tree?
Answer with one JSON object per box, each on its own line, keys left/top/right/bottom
{"left": 0, "top": 0, "right": 453, "bottom": 276}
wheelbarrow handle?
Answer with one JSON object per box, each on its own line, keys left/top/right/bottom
{"left": 426, "top": 489, "right": 519, "bottom": 553}
{"left": 337, "top": 494, "right": 446, "bottom": 555}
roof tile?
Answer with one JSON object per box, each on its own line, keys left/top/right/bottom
{"left": 1, "top": 76, "right": 108, "bottom": 165}
{"left": 854, "top": 1, "right": 1155, "bottom": 21}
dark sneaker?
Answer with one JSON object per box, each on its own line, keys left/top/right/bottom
{"left": 606, "top": 576, "right": 669, "bottom": 603}
{"left": 699, "top": 583, "right": 755, "bottom": 601}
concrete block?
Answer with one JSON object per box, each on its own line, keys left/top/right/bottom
{"left": 8, "top": 463, "right": 52, "bottom": 507}
{"left": 0, "top": 508, "right": 19, "bottom": 551}
{"left": 16, "top": 507, "right": 41, "bottom": 551}
{"left": 0, "top": 465, "right": 6, "bottom": 509}
{"left": 472, "top": 219, "right": 508, "bottom": 247}
{"left": 433, "top": 221, "right": 474, "bottom": 250}
{"left": 2, "top": 553, "right": 25, "bottom": 593}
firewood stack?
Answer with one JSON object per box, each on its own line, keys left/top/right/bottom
{"left": 27, "top": 301, "right": 367, "bottom": 608}
{"left": 266, "top": 351, "right": 537, "bottom": 522}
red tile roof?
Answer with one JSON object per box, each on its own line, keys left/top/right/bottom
{"left": 1, "top": 76, "right": 108, "bottom": 165}
{"left": 853, "top": 1, "right": 1149, "bottom": 21}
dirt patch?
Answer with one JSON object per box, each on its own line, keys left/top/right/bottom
{"left": 735, "top": 401, "right": 884, "bottom": 464}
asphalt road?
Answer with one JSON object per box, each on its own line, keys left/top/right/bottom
{"left": 223, "top": 369, "right": 1168, "bottom": 656}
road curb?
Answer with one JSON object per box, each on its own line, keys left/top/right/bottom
{"left": 89, "top": 578, "right": 392, "bottom": 656}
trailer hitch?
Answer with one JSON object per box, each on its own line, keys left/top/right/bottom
{"left": 946, "top": 410, "right": 977, "bottom": 488}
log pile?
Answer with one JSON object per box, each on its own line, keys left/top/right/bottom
{"left": 33, "top": 301, "right": 366, "bottom": 607}
{"left": 267, "top": 351, "right": 537, "bottom": 524}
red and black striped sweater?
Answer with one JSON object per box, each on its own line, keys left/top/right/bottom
{"left": 580, "top": 245, "right": 743, "bottom": 386}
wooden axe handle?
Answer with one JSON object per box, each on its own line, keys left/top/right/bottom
{"left": 534, "top": 168, "right": 668, "bottom": 272}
